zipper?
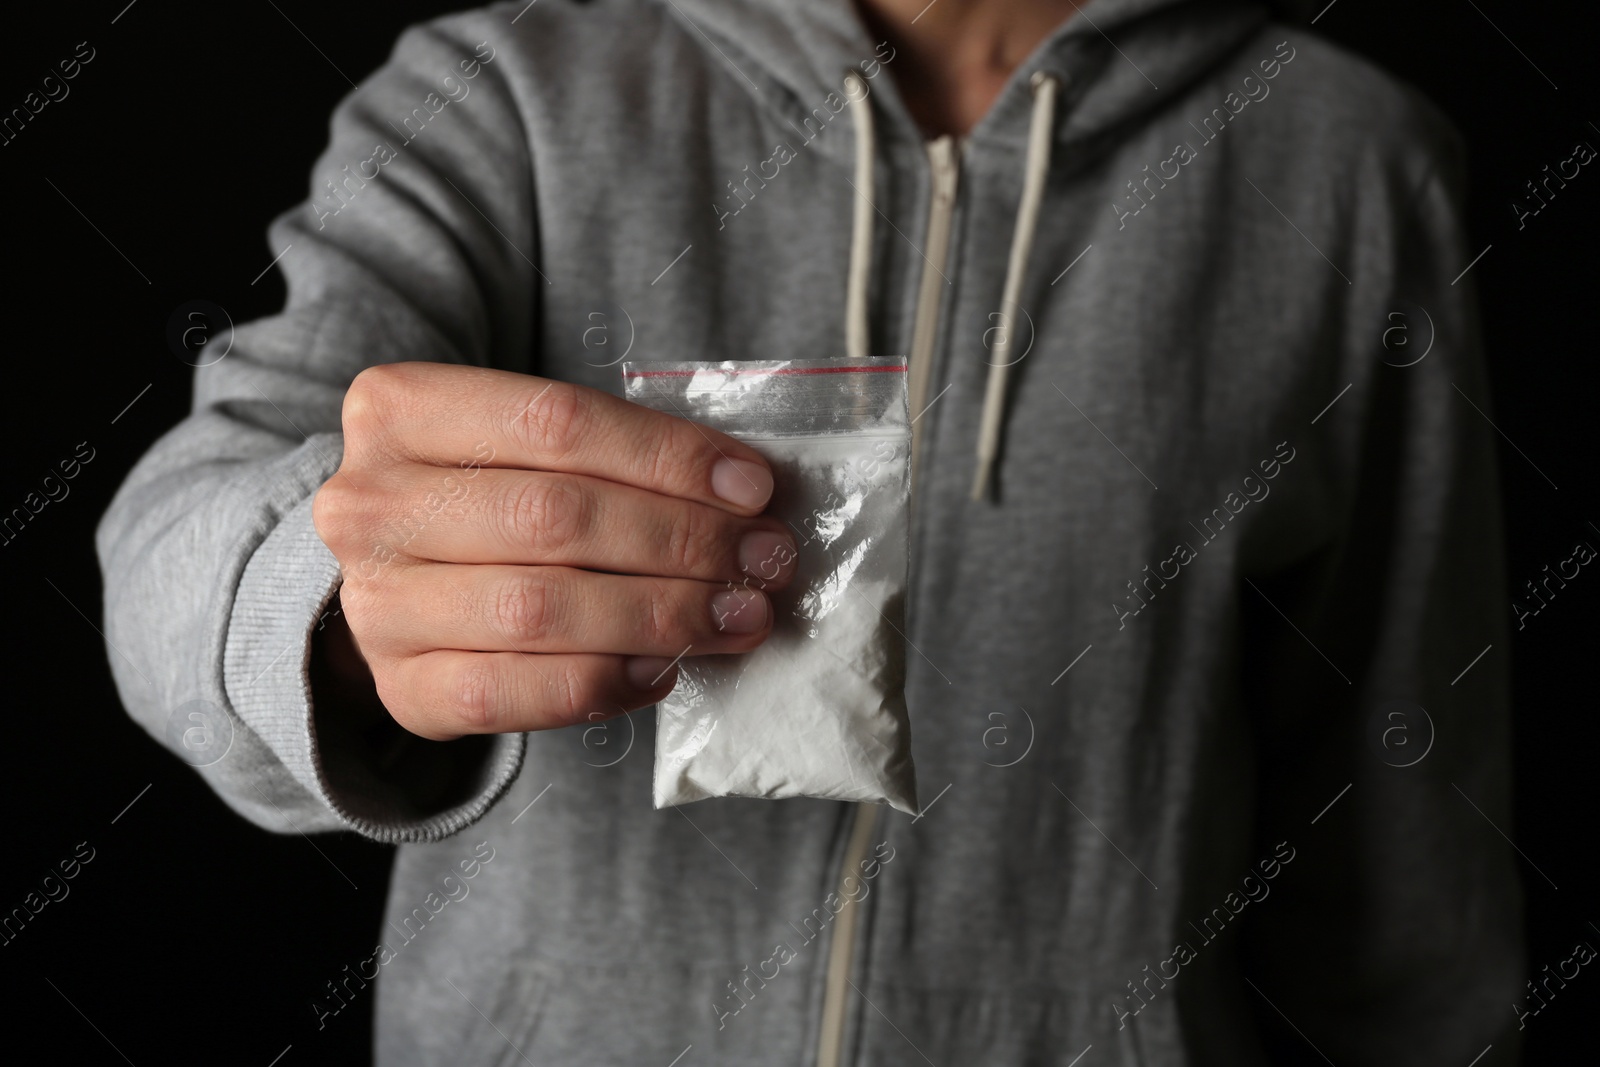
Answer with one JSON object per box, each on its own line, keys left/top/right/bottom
{"left": 813, "top": 135, "right": 962, "bottom": 1067}
{"left": 814, "top": 803, "right": 880, "bottom": 1067}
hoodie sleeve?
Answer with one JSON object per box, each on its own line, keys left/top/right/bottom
{"left": 95, "top": 15, "right": 535, "bottom": 843}
{"left": 1238, "top": 120, "right": 1526, "bottom": 1062}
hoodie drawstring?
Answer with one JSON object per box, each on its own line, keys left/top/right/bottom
{"left": 973, "top": 71, "right": 1060, "bottom": 500}
{"left": 845, "top": 71, "right": 877, "bottom": 363}
{"left": 844, "top": 68, "right": 1061, "bottom": 501}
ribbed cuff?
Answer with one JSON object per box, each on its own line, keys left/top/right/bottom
{"left": 223, "top": 477, "right": 526, "bottom": 844}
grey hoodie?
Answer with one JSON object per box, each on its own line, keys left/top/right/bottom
{"left": 97, "top": 0, "right": 1524, "bottom": 1063}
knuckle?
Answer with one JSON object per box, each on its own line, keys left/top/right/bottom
{"left": 337, "top": 583, "right": 401, "bottom": 655}
{"left": 547, "top": 659, "right": 595, "bottom": 728}
{"left": 642, "top": 579, "right": 679, "bottom": 647}
{"left": 662, "top": 504, "right": 714, "bottom": 575}
{"left": 503, "top": 476, "right": 587, "bottom": 556}
{"left": 311, "top": 480, "right": 360, "bottom": 552}
{"left": 448, "top": 656, "right": 501, "bottom": 734}
{"left": 515, "top": 379, "right": 587, "bottom": 458}
{"left": 492, "top": 573, "right": 554, "bottom": 645}
{"left": 636, "top": 420, "right": 677, "bottom": 487}
{"left": 311, "top": 480, "right": 341, "bottom": 541}
{"left": 342, "top": 365, "right": 396, "bottom": 441}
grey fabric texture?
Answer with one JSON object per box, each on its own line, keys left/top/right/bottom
{"left": 96, "top": 0, "right": 1524, "bottom": 1063}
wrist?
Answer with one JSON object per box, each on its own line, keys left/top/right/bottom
{"left": 310, "top": 593, "right": 405, "bottom": 767}
{"left": 309, "top": 590, "right": 495, "bottom": 809}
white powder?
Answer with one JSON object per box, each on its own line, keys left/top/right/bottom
{"left": 652, "top": 433, "right": 918, "bottom": 814}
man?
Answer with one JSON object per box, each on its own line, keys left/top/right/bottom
{"left": 99, "top": 0, "right": 1524, "bottom": 1062}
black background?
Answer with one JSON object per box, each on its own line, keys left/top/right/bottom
{"left": 1, "top": 1, "right": 1594, "bottom": 1063}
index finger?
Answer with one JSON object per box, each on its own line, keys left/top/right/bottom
{"left": 347, "top": 363, "right": 775, "bottom": 514}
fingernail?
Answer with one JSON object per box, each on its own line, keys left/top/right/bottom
{"left": 711, "top": 588, "right": 768, "bottom": 634}
{"left": 626, "top": 656, "right": 677, "bottom": 690}
{"left": 738, "top": 530, "right": 797, "bottom": 584}
{"left": 712, "top": 458, "right": 773, "bottom": 510}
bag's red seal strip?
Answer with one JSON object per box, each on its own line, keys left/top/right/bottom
{"left": 623, "top": 365, "right": 909, "bottom": 379}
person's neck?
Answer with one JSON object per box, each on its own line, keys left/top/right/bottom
{"left": 856, "top": 0, "right": 1082, "bottom": 139}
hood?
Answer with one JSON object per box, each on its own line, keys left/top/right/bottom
{"left": 656, "top": 0, "right": 1291, "bottom": 498}
{"left": 658, "top": 0, "right": 1283, "bottom": 157}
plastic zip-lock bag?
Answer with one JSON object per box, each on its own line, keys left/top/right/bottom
{"left": 622, "top": 358, "right": 918, "bottom": 814}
